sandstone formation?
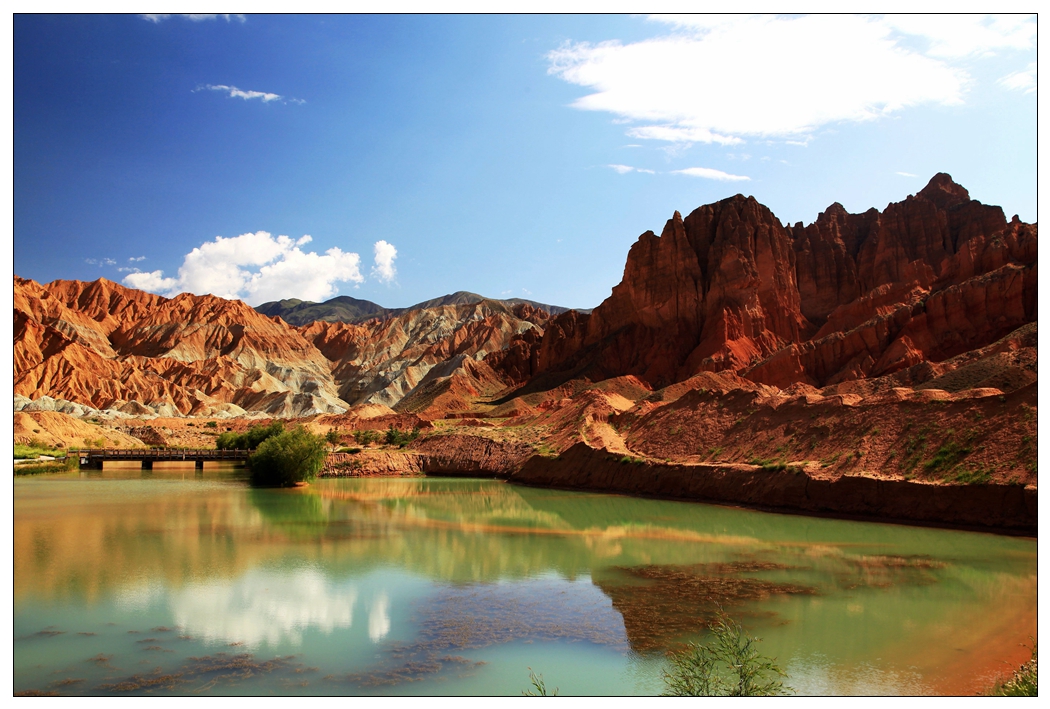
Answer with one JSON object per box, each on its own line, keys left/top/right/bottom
{"left": 496, "top": 173, "right": 1036, "bottom": 393}
{"left": 14, "top": 277, "right": 549, "bottom": 418}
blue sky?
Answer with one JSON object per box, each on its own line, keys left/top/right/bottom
{"left": 14, "top": 14, "right": 1036, "bottom": 309}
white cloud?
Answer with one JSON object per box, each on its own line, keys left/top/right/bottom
{"left": 881, "top": 14, "right": 1035, "bottom": 58}
{"left": 372, "top": 240, "right": 398, "bottom": 283}
{"left": 896, "top": 171, "right": 918, "bottom": 177}
{"left": 672, "top": 167, "right": 750, "bottom": 182}
{"left": 202, "top": 84, "right": 283, "bottom": 103}
{"left": 142, "top": 14, "right": 245, "bottom": 23}
{"left": 122, "top": 231, "right": 365, "bottom": 305}
{"left": 547, "top": 14, "right": 1036, "bottom": 144}
{"left": 128, "top": 256, "right": 146, "bottom": 262}
{"left": 607, "top": 163, "right": 655, "bottom": 175}
{"left": 85, "top": 257, "right": 116, "bottom": 267}
{"left": 999, "top": 62, "right": 1036, "bottom": 94}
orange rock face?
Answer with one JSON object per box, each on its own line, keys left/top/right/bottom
{"left": 14, "top": 278, "right": 549, "bottom": 417}
{"left": 501, "top": 173, "right": 1036, "bottom": 391}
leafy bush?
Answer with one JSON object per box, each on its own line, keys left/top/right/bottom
{"left": 217, "top": 421, "right": 285, "bottom": 450}
{"left": 205, "top": 421, "right": 218, "bottom": 428}
{"left": 385, "top": 425, "right": 420, "bottom": 447}
{"left": 352, "top": 429, "right": 383, "bottom": 446}
{"left": 247, "top": 426, "right": 326, "bottom": 487}
{"left": 325, "top": 429, "right": 342, "bottom": 449}
{"left": 662, "top": 613, "right": 791, "bottom": 696}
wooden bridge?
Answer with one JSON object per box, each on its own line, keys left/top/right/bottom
{"left": 71, "top": 448, "right": 251, "bottom": 470}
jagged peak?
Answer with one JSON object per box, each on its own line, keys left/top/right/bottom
{"left": 917, "top": 172, "right": 970, "bottom": 209}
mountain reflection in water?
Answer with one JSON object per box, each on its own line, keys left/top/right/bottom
{"left": 13, "top": 472, "right": 1037, "bottom": 696}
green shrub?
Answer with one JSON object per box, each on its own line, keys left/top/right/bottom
{"left": 325, "top": 429, "right": 342, "bottom": 449}
{"left": 352, "top": 429, "right": 383, "bottom": 446}
{"left": 662, "top": 613, "right": 791, "bottom": 696}
{"left": 205, "top": 421, "right": 218, "bottom": 428}
{"left": 385, "top": 425, "right": 420, "bottom": 447}
{"left": 217, "top": 421, "right": 285, "bottom": 450}
{"left": 247, "top": 426, "right": 326, "bottom": 487}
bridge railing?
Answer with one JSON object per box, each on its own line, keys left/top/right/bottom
{"left": 69, "top": 448, "right": 253, "bottom": 458}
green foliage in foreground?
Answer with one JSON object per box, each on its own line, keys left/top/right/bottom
{"left": 993, "top": 644, "right": 1037, "bottom": 696}
{"left": 522, "top": 668, "right": 557, "bottom": 696}
{"left": 217, "top": 421, "right": 285, "bottom": 450}
{"left": 247, "top": 426, "right": 326, "bottom": 487}
{"left": 662, "top": 613, "right": 791, "bottom": 696}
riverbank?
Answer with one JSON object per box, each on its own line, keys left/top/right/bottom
{"left": 318, "top": 434, "right": 1036, "bottom": 536}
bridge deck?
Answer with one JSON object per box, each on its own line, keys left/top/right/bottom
{"left": 71, "top": 448, "right": 251, "bottom": 469}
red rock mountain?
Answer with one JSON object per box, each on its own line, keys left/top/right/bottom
{"left": 499, "top": 173, "right": 1036, "bottom": 392}
{"left": 14, "top": 173, "right": 1036, "bottom": 420}
{"left": 14, "top": 276, "right": 549, "bottom": 417}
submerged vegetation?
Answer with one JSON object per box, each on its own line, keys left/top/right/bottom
{"left": 661, "top": 613, "right": 791, "bottom": 697}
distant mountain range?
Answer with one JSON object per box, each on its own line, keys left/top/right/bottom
{"left": 255, "top": 290, "right": 585, "bottom": 326}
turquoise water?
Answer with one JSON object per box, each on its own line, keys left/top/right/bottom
{"left": 14, "top": 470, "right": 1037, "bottom": 695}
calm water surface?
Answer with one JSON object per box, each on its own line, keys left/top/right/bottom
{"left": 14, "top": 468, "right": 1036, "bottom": 696}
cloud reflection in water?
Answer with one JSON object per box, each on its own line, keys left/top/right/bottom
{"left": 169, "top": 568, "right": 357, "bottom": 648}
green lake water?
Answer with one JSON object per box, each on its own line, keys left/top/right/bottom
{"left": 14, "top": 469, "right": 1037, "bottom": 696}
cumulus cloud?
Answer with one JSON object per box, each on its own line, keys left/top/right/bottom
{"left": 371, "top": 240, "right": 397, "bottom": 283}
{"left": 999, "top": 62, "right": 1036, "bottom": 94}
{"left": 142, "top": 14, "right": 245, "bottom": 23}
{"left": 122, "top": 231, "right": 366, "bottom": 305}
{"left": 548, "top": 14, "right": 1033, "bottom": 144}
{"left": 607, "top": 164, "right": 655, "bottom": 174}
{"left": 672, "top": 167, "right": 750, "bottom": 181}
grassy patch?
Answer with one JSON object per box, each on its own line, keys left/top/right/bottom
{"left": 14, "top": 442, "right": 66, "bottom": 459}
{"left": 749, "top": 457, "right": 787, "bottom": 472}
{"left": 991, "top": 645, "right": 1036, "bottom": 696}
{"left": 923, "top": 438, "right": 971, "bottom": 475}
{"left": 952, "top": 464, "right": 993, "bottom": 485}
{"left": 15, "top": 456, "right": 78, "bottom": 476}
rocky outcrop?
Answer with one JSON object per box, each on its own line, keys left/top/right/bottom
{"left": 508, "top": 443, "right": 1036, "bottom": 534}
{"left": 497, "top": 174, "right": 1036, "bottom": 392}
{"left": 411, "top": 434, "right": 537, "bottom": 476}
